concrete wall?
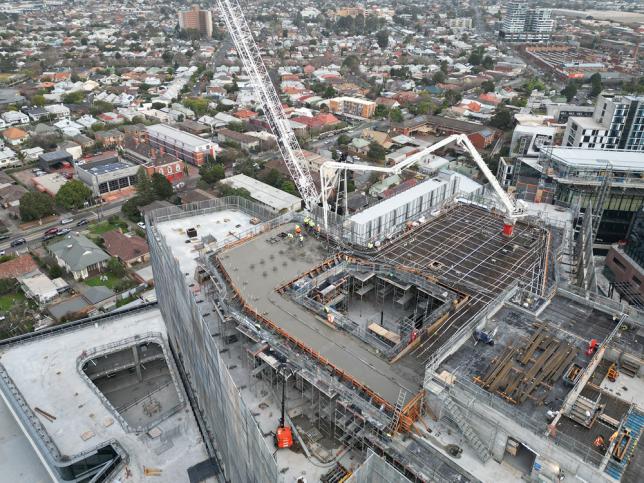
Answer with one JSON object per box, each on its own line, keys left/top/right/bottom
{"left": 425, "top": 382, "right": 612, "bottom": 483}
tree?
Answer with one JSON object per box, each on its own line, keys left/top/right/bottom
{"left": 590, "top": 73, "right": 603, "bottom": 98}
{"left": 337, "top": 134, "right": 351, "bottom": 146}
{"left": 481, "top": 80, "right": 495, "bottom": 93}
{"left": 55, "top": 180, "right": 92, "bottom": 209}
{"left": 367, "top": 142, "right": 386, "bottom": 162}
{"left": 280, "top": 180, "right": 297, "bottom": 195}
{"left": 30, "top": 94, "right": 45, "bottom": 107}
{"left": 200, "top": 163, "right": 225, "bottom": 185}
{"left": 151, "top": 173, "right": 173, "bottom": 199}
{"left": 121, "top": 197, "right": 142, "bottom": 222}
{"left": 444, "top": 90, "right": 462, "bottom": 106}
{"left": 389, "top": 107, "right": 404, "bottom": 123}
{"left": 90, "top": 100, "right": 114, "bottom": 116}
{"left": 489, "top": 108, "right": 514, "bottom": 130}
{"left": 263, "top": 168, "right": 283, "bottom": 188}
{"left": 107, "top": 257, "right": 127, "bottom": 278}
{"left": 376, "top": 30, "right": 389, "bottom": 49}
{"left": 482, "top": 56, "right": 494, "bottom": 70}
{"left": 135, "top": 167, "right": 155, "bottom": 204}
{"left": 341, "top": 55, "right": 361, "bottom": 75}
{"left": 183, "top": 97, "right": 209, "bottom": 116}
{"left": 374, "top": 104, "right": 389, "bottom": 119}
{"left": 19, "top": 192, "right": 55, "bottom": 222}
{"left": 432, "top": 70, "right": 446, "bottom": 84}
{"left": 63, "top": 91, "right": 85, "bottom": 104}
{"left": 561, "top": 81, "right": 578, "bottom": 102}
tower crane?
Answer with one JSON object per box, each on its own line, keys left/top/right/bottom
{"left": 215, "top": 2, "right": 522, "bottom": 237}
{"left": 320, "top": 134, "right": 525, "bottom": 238}
{"left": 215, "top": 0, "right": 319, "bottom": 209}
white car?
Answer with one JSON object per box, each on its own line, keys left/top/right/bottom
{"left": 60, "top": 218, "right": 74, "bottom": 225}
{"left": 137, "top": 222, "right": 146, "bottom": 229}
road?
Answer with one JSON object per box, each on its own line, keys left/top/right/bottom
{"left": 0, "top": 200, "right": 127, "bottom": 253}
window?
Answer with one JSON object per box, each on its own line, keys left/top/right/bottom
{"left": 632, "top": 275, "right": 641, "bottom": 287}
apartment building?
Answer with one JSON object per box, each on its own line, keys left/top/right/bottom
{"left": 147, "top": 124, "right": 217, "bottom": 167}
{"left": 564, "top": 93, "right": 644, "bottom": 151}
{"left": 500, "top": 1, "right": 554, "bottom": 42}
{"left": 178, "top": 5, "right": 213, "bottom": 38}
{"left": 325, "top": 97, "right": 377, "bottom": 119}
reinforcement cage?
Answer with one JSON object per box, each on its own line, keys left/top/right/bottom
{"left": 147, "top": 197, "right": 279, "bottom": 483}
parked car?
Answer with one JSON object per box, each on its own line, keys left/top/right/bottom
{"left": 44, "top": 227, "right": 59, "bottom": 236}
{"left": 10, "top": 238, "right": 26, "bottom": 247}
{"left": 76, "top": 219, "right": 89, "bottom": 226}
{"left": 0, "top": 250, "right": 5, "bottom": 257}
{"left": 60, "top": 218, "right": 74, "bottom": 225}
{"left": 0, "top": 234, "right": 10, "bottom": 241}
{"left": 137, "top": 222, "right": 146, "bottom": 229}
{"left": 57, "top": 228, "right": 71, "bottom": 236}
{"left": 42, "top": 233, "right": 57, "bottom": 241}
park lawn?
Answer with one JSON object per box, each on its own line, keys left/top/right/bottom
{"left": 89, "top": 219, "right": 129, "bottom": 235}
{"left": 0, "top": 292, "right": 26, "bottom": 311}
{"left": 84, "top": 272, "right": 124, "bottom": 290}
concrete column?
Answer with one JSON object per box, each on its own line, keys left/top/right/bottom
{"left": 132, "top": 346, "right": 142, "bottom": 381}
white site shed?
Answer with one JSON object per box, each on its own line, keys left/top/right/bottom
{"left": 220, "top": 174, "right": 302, "bottom": 213}
{"left": 349, "top": 171, "right": 460, "bottom": 245}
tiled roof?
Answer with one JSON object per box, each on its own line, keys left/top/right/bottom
{"left": 0, "top": 254, "right": 39, "bottom": 279}
{"left": 102, "top": 230, "right": 149, "bottom": 262}
{"left": 2, "top": 127, "right": 28, "bottom": 140}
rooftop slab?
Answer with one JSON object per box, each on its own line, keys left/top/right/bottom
{"left": 0, "top": 308, "right": 209, "bottom": 483}
{"left": 154, "top": 208, "right": 260, "bottom": 278}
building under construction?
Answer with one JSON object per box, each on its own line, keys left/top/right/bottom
{"left": 138, "top": 192, "right": 643, "bottom": 482}
{"left": 0, "top": 187, "right": 641, "bottom": 482}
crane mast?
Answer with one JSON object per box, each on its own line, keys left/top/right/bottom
{"left": 216, "top": 0, "right": 319, "bottom": 209}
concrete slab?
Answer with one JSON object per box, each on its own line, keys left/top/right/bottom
{"left": 0, "top": 308, "right": 209, "bottom": 483}
{"left": 217, "top": 223, "right": 422, "bottom": 405}
{"left": 600, "top": 372, "right": 644, "bottom": 412}
{"left": 155, "top": 209, "right": 259, "bottom": 279}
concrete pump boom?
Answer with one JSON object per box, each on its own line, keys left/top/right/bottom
{"left": 320, "top": 134, "right": 524, "bottom": 236}
{"left": 216, "top": 0, "right": 319, "bottom": 209}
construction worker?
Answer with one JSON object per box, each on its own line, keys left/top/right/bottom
{"left": 295, "top": 225, "right": 301, "bottom": 235}
{"left": 299, "top": 235, "right": 304, "bottom": 246}
{"left": 287, "top": 233, "right": 294, "bottom": 242}
{"left": 315, "top": 224, "right": 321, "bottom": 238}
{"left": 367, "top": 242, "right": 374, "bottom": 250}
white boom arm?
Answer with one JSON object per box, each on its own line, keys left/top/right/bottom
{"left": 320, "top": 134, "right": 523, "bottom": 229}
{"left": 216, "top": 0, "right": 319, "bottom": 209}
